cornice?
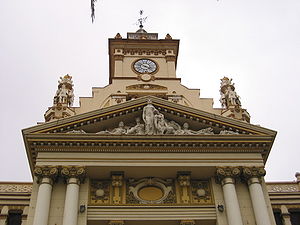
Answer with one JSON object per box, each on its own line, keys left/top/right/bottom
{"left": 23, "top": 96, "right": 276, "bottom": 176}
{"left": 22, "top": 96, "right": 276, "bottom": 136}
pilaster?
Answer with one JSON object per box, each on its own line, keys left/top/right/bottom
{"left": 177, "top": 172, "right": 191, "bottom": 204}
{"left": 111, "top": 172, "right": 124, "bottom": 204}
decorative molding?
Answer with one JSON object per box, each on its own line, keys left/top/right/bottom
{"left": 191, "top": 180, "right": 213, "bottom": 204}
{"left": 123, "top": 48, "right": 166, "bottom": 56}
{"left": 0, "top": 184, "right": 32, "bottom": 193}
{"left": 180, "top": 220, "right": 195, "bottom": 225}
{"left": 127, "top": 177, "right": 175, "bottom": 204}
{"left": 109, "top": 220, "right": 124, "bottom": 225}
{"left": 61, "top": 166, "right": 86, "bottom": 183}
{"left": 267, "top": 183, "right": 298, "bottom": 193}
{"left": 90, "top": 180, "right": 110, "bottom": 205}
{"left": 126, "top": 84, "right": 167, "bottom": 91}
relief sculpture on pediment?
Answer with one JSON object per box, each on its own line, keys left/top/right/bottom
{"left": 67, "top": 101, "right": 240, "bottom": 135}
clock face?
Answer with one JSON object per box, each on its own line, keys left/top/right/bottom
{"left": 133, "top": 59, "right": 157, "bottom": 74}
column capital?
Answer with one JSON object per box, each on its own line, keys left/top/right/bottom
{"left": 216, "top": 167, "right": 241, "bottom": 184}
{"left": 34, "top": 166, "right": 59, "bottom": 184}
{"left": 242, "top": 167, "right": 266, "bottom": 183}
{"left": 61, "top": 166, "right": 86, "bottom": 184}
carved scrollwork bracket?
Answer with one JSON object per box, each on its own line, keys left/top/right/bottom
{"left": 34, "top": 166, "right": 59, "bottom": 184}
{"left": 215, "top": 167, "right": 241, "bottom": 185}
{"left": 61, "top": 166, "right": 86, "bottom": 184}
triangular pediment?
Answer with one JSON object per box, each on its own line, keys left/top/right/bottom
{"left": 23, "top": 96, "right": 276, "bottom": 174}
{"left": 23, "top": 96, "right": 276, "bottom": 136}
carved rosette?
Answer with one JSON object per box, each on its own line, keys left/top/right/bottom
{"left": 34, "top": 166, "right": 59, "bottom": 184}
{"left": 90, "top": 180, "right": 110, "bottom": 205}
{"left": 216, "top": 167, "right": 241, "bottom": 184}
{"left": 61, "top": 166, "right": 86, "bottom": 184}
{"left": 191, "top": 180, "right": 213, "bottom": 204}
{"left": 242, "top": 167, "right": 266, "bottom": 184}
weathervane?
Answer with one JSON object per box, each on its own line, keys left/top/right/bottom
{"left": 136, "top": 10, "right": 148, "bottom": 29}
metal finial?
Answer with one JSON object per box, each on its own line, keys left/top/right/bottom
{"left": 136, "top": 10, "right": 147, "bottom": 29}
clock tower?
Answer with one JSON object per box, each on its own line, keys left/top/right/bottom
{"left": 109, "top": 29, "right": 179, "bottom": 83}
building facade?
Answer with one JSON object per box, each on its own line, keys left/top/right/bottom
{"left": 0, "top": 28, "right": 299, "bottom": 225}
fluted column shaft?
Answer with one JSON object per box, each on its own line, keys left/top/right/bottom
{"left": 32, "top": 166, "right": 58, "bottom": 225}
{"left": 61, "top": 166, "right": 86, "bottom": 225}
{"left": 216, "top": 167, "right": 244, "bottom": 225}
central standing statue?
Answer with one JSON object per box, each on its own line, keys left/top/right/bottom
{"left": 142, "top": 100, "right": 156, "bottom": 135}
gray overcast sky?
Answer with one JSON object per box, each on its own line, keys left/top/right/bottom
{"left": 0, "top": 0, "right": 299, "bottom": 182}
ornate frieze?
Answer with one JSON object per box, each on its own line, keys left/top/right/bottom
{"left": 267, "top": 183, "right": 299, "bottom": 193}
{"left": 61, "top": 166, "right": 86, "bottom": 184}
{"left": 0, "top": 184, "right": 32, "bottom": 193}
{"left": 89, "top": 176, "right": 213, "bottom": 206}
{"left": 126, "top": 84, "right": 167, "bottom": 90}
{"left": 34, "top": 166, "right": 59, "bottom": 183}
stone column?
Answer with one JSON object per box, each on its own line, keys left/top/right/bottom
{"left": 32, "top": 166, "right": 58, "bottom": 225}
{"left": 61, "top": 166, "right": 86, "bottom": 225}
{"left": 243, "top": 167, "right": 272, "bottom": 225}
{"left": 281, "top": 205, "right": 292, "bottom": 225}
{"left": 216, "top": 167, "right": 244, "bottom": 225}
